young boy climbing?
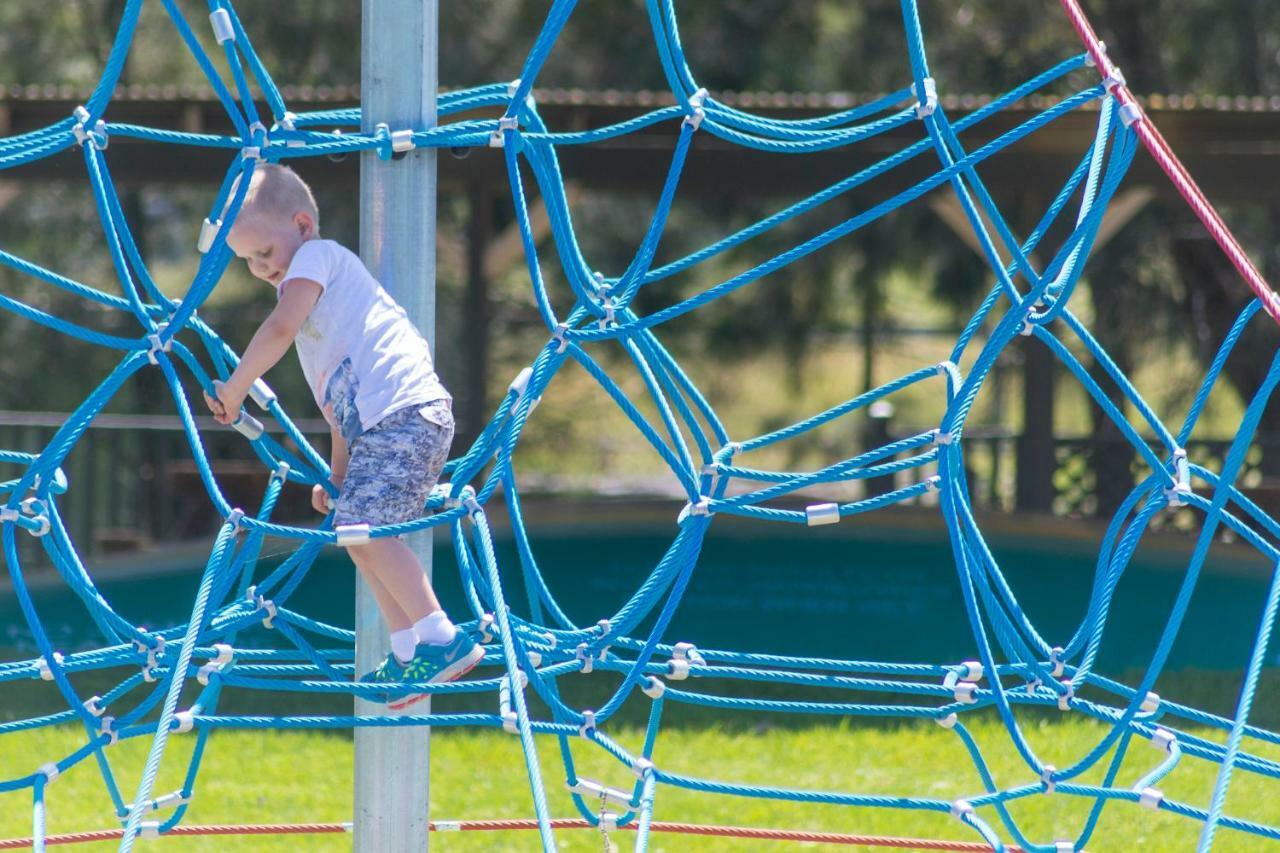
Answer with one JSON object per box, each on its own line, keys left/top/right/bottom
{"left": 203, "top": 163, "right": 482, "bottom": 707}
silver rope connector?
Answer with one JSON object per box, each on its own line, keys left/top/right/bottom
{"left": 915, "top": 78, "right": 938, "bottom": 118}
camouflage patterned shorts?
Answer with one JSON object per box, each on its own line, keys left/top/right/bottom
{"left": 333, "top": 399, "right": 454, "bottom": 529}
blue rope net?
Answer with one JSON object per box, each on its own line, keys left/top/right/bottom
{"left": 1, "top": 1, "right": 1278, "bottom": 851}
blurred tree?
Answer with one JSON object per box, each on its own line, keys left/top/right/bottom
{"left": 0, "top": 0, "right": 1278, "bottom": 515}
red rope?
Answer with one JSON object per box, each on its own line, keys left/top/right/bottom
{"left": 1057, "top": 0, "right": 1280, "bottom": 327}
{"left": 0, "top": 819, "right": 1023, "bottom": 850}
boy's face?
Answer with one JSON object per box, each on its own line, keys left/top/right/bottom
{"left": 226, "top": 210, "right": 315, "bottom": 286}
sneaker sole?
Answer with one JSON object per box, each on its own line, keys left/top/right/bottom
{"left": 387, "top": 645, "right": 485, "bottom": 711}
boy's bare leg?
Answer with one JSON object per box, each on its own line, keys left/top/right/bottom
{"left": 347, "top": 538, "right": 441, "bottom": 631}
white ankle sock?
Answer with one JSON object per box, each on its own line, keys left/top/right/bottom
{"left": 413, "top": 611, "right": 457, "bottom": 646}
{"left": 390, "top": 628, "right": 417, "bottom": 664}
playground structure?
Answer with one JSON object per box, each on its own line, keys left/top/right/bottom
{"left": 2, "top": 1, "right": 1280, "bottom": 851}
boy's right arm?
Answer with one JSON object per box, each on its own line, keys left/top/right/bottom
{"left": 313, "top": 424, "right": 349, "bottom": 514}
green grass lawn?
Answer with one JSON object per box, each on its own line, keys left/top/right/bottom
{"left": 2, "top": 714, "right": 1278, "bottom": 852}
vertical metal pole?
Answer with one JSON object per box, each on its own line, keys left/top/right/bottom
{"left": 358, "top": 2, "right": 436, "bottom": 850}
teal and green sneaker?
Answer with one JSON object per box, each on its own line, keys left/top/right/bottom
{"left": 357, "top": 652, "right": 407, "bottom": 703}
{"left": 389, "top": 631, "right": 484, "bottom": 710}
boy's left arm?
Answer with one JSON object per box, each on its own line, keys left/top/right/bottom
{"left": 207, "top": 278, "right": 323, "bottom": 424}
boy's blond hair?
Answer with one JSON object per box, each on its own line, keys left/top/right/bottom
{"left": 227, "top": 163, "right": 319, "bottom": 230}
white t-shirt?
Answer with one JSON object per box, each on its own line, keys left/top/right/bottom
{"left": 282, "top": 239, "right": 449, "bottom": 444}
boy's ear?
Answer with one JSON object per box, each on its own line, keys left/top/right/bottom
{"left": 294, "top": 211, "right": 315, "bottom": 237}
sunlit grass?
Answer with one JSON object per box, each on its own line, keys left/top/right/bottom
{"left": 2, "top": 713, "right": 1278, "bottom": 851}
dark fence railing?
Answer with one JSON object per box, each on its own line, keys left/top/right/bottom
{"left": 3, "top": 411, "right": 1275, "bottom": 566}
{"left": 891, "top": 427, "right": 1280, "bottom": 521}
{"left": 0, "top": 411, "right": 330, "bottom": 567}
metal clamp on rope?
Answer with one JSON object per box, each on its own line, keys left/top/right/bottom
{"left": 277, "top": 112, "right": 304, "bottom": 148}
{"left": 953, "top": 681, "right": 978, "bottom": 704}
{"left": 597, "top": 297, "right": 616, "bottom": 330}
{"left": 335, "top": 523, "right": 371, "bottom": 546}
{"left": 641, "top": 675, "right": 666, "bottom": 699}
{"left": 673, "top": 642, "right": 704, "bottom": 664}
{"left": 241, "top": 144, "right": 264, "bottom": 162}
{"left": 667, "top": 642, "right": 702, "bottom": 680}
{"left": 933, "top": 429, "right": 954, "bottom": 446}
{"left": 1165, "top": 448, "right": 1191, "bottom": 507}
{"left": 1055, "top": 841, "right": 1075, "bottom": 853}
{"left": 509, "top": 366, "right": 534, "bottom": 404}
{"left": 248, "top": 588, "right": 276, "bottom": 629}
{"left": 935, "top": 712, "right": 958, "bottom": 729}
{"left": 1041, "top": 764, "right": 1057, "bottom": 794}
{"left": 632, "top": 757, "right": 655, "bottom": 780}
{"left": 569, "top": 777, "right": 632, "bottom": 807}
{"left": 146, "top": 324, "right": 171, "bottom": 365}
{"left": 1050, "top": 646, "right": 1066, "bottom": 678}
{"left": 578, "top": 709, "right": 596, "bottom": 738}
{"left": 677, "top": 498, "right": 712, "bottom": 525}
{"left": 1103, "top": 66, "right": 1127, "bottom": 93}
{"left": 18, "top": 497, "right": 51, "bottom": 537}
{"left": 717, "top": 441, "right": 743, "bottom": 462}
{"left": 701, "top": 462, "right": 721, "bottom": 493}
{"left": 71, "top": 105, "right": 108, "bottom": 150}
{"left": 248, "top": 378, "right": 277, "bottom": 410}
{"left": 1019, "top": 301, "right": 1047, "bottom": 336}
{"left": 1119, "top": 102, "right": 1144, "bottom": 128}
{"left": 99, "top": 715, "right": 119, "bottom": 746}
{"left": 440, "top": 484, "right": 475, "bottom": 510}
{"left": 209, "top": 8, "right": 235, "bottom": 44}
{"left": 32, "top": 468, "right": 69, "bottom": 496}
{"left": 1140, "top": 691, "right": 1161, "bottom": 715}
{"left": 125, "top": 791, "right": 190, "bottom": 815}
{"left": 83, "top": 695, "right": 105, "bottom": 718}
{"left": 575, "top": 642, "right": 600, "bottom": 674}
{"left": 390, "top": 128, "right": 416, "bottom": 155}
{"left": 498, "top": 671, "right": 527, "bottom": 734}
{"left": 36, "top": 652, "right": 63, "bottom": 682}
{"left": 489, "top": 116, "right": 520, "bottom": 148}
{"left": 138, "top": 635, "right": 166, "bottom": 681}
{"left": 950, "top": 799, "right": 974, "bottom": 820}
{"left": 805, "top": 502, "right": 840, "bottom": 527}
{"left": 246, "top": 121, "right": 268, "bottom": 148}
{"left": 959, "top": 661, "right": 984, "bottom": 682}
{"left": 1057, "top": 679, "right": 1074, "bottom": 711}
{"left": 1150, "top": 727, "right": 1176, "bottom": 754}
{"left": 270, "top": 461, "right": 290, "bottom": 484}
{"left": 38, "top": 763, "right": 60, "bottom": 784}
{"left": 196, "top": 662, "right": 222, "bottom": 686}
{"left": 197, "top": 643, "right": 235, "bottom": 686}
{"left": 503, "top": 76, "right": 537, "bottom": 109}
{"left": 173, "top": 711, "right": 195, "bottom": 734}
{"left": 1138, "top": 786, "right": 1163, "bottom": 811}
{"left": 231, "top": 411, "right": 265, "bottom": 441}
{"left": 197, "top": 218, "right": 222, "bottom": 253}
{"left": 478, "top": 613, "right": 495, "bottom": 643}
{"left": 915, "top": 78, "right": 938, "bottom": 118}
{"left": 551, "top": 323, "right": 571, "bottom": 354}
{"left": 683, "top": 87, "right": 708, "bottom": 131}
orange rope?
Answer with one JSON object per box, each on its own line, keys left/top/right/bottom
{"left": 1, "top": 819, "right": 1025, "bottom": 850}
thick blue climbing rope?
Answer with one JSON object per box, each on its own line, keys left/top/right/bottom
{"left": 2, "top": 1, "right": 1279, "bottom": 851}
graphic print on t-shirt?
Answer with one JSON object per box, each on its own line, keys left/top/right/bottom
{"left": 324, "top": 358, "right": 362, "bottom": 444}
